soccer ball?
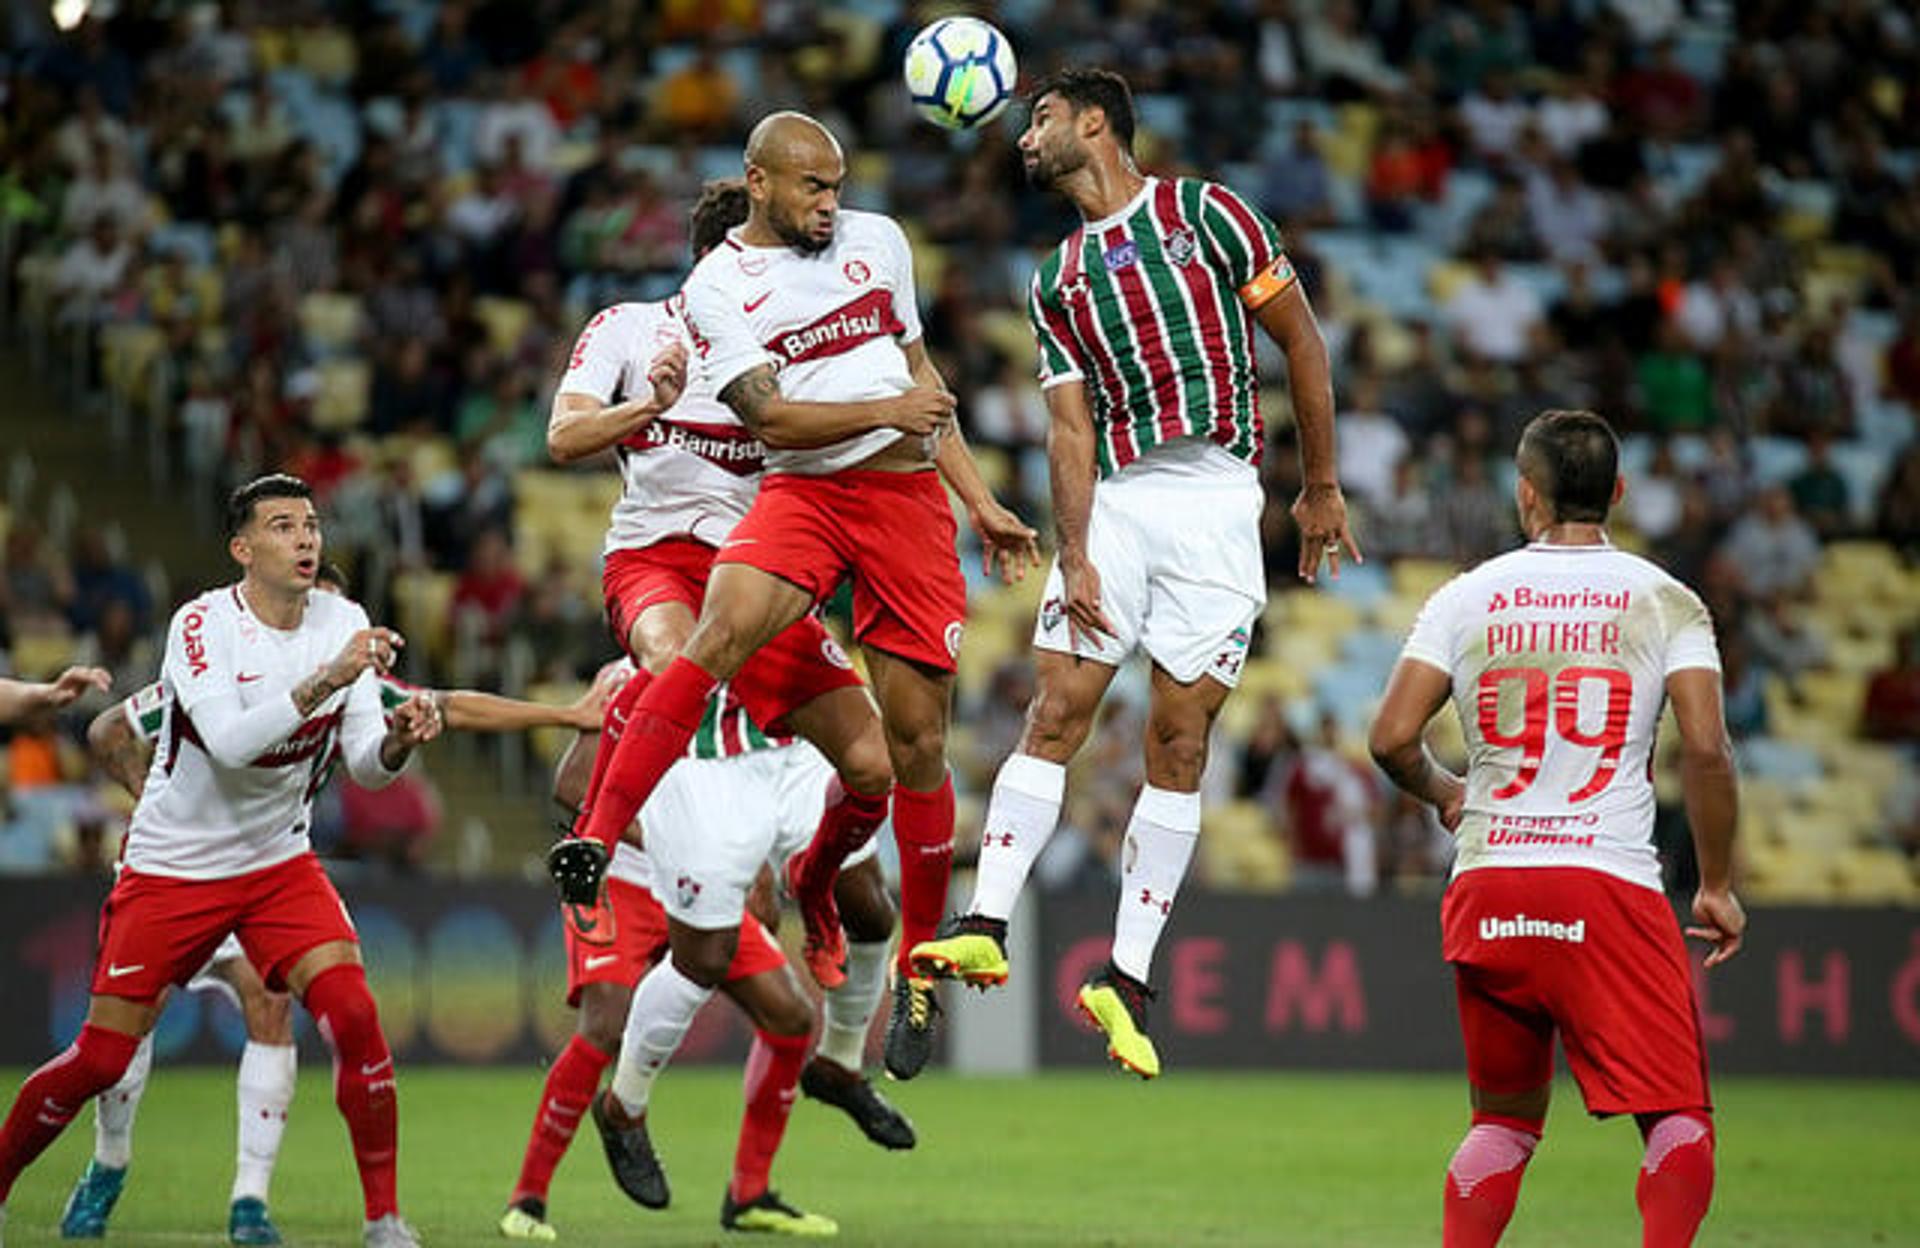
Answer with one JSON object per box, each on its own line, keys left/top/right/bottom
{"left": 902, "top": 16, "right": 1018, "bottom": 131}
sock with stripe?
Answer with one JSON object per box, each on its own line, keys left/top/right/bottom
{"left": 729, "top": 1029, "right": 809, "bottom": 1205}
{"left": 891, "top": 775, "right": 955, "bottom": 976}
{"left": 510, "top": 1034, "right": 612, "bottom": 1208}
{"left": 231, "top": 1041, "right": 296, "bottom": 1204}
{"left": 578, "top": 658, "right": 715, "bottom": 849}
{"left": 92, "top": 1031, "right": 153, "bottom": 1169}
{"left": 304, "top": 964, "right": 399, "bottom": 1222}
{"left": 0, "top": 1024, "right": 142, "bottom": 1202}
{"left": 969, "top": 754, "right": 1066, "bottom": 922}
{"left": 1110, "top": 785, "right": 1201, "bottom": 983}
{"left": 1638, "top": 1112, "right": 1714, "bottom": 1248}
{"left": 1443, "top": 1113, "right": 1542, "bottom": 1248}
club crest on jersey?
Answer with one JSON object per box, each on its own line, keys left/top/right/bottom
{"left": 821, "top": 635, "right": 853, "bottom": 670}
{"left": 1039, "top": 595, "right": 1065, "bottom": 633}
{"left": 675, "top": 874, "right": 703, "bottom": 910}
{"left": 1164, "top": 226, "right": 1197, "bottom": 266}
{"left": 944, "top": 621, "right": 964, "bottom": 658}
{"left": 1103, "top": 240, "right": 1140, "bottom": 271}
{"left": 843, "top": 259, "right": 871, "bottom": 285}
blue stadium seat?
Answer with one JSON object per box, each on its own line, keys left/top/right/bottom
{"left": 1748, "top": 435, "right": 1809, "bottom": 488}
{"left": 1134, "top": 94, "right": 1188, "bottom": 144}
{"left": 1736, "top": 736, "right": 1823, "bottom": 786}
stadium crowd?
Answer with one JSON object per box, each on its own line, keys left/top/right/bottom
{"left": 2, "top": 0, "right": 1917, "bottom": 899}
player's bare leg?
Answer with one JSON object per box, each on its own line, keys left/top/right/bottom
{"left": 285, "top": 941, "right": 416, "bottom": 1248}
{"left": 504, "top": 981, "right": 630, "bottom": 1241}
{"left": 1445, "top": 1083, "right": 1549, "bottom": 1248}
{"left": 1076, "top": 664, "right": 1231, "bottom": 1076}
{"left": 625, "top": 601, "right": 697, "bottom": 674}
{"left": 856, "top": 647, "right": 957, "bottom": 1080}
{"left": 801, "top": 857, "right": 915, "bottom": 1148}
{"left": 913, "top": 650, "right": 1116, "bottom": 986}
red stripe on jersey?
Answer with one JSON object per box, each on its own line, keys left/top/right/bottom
{"left": 1207, "top": 184, "right": 1278, "bottom": 273}
{"left": 618, "top": 419, "right": 766, "bottom": 476}
{"left": 1099, "top": 223, "right": 1185, "bottom": 447}
{"left": 1057, "top": 229, "right": 1137, "bottom": 465}
{"left": 718, "top": 693, "right": 746, "bottom": 756}
{"left": 764, "top": 289, "right": 904, "bottom": 366}
{"left": 1150, "top": 181, "right": 1236, "bottom": 453}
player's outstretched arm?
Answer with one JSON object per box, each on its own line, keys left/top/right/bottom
{"left": 1668, "top": 667, "right": 1745, "bottom": 966}
{"left": 548, "top": 342, "right": 688, "bottom": 463}
{"left": 1252, "top": 285, "right": 1362, "bottom": 582}
{"left": 717, "top": 363, "right": 953, "bottom": 449}
{"left": 438, "top": 683, "right": 609, "bottom": 734}
{"left": 1044, "top": 380, "right": 1116, "bottom": 645}
{"left": 88, "top": 702, "right": 154, "bottom": 798}
{"left": 1368, "top": 658, "right": 1465, "bottom": 829}
{"left": 0, "top": 666, "right": 110, "bottom": 724}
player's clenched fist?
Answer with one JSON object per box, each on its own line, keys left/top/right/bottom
{"left": 388, "top": 693, "right": 443, "bottom": 748}
{"left": 328, "top": 627, "right": 405, "bottom": 686}
{"left": 646, "top": 341, "right": 689, "bottom": 412}
{"left": 884, "top": 386, "right": 957, "bottom": 436}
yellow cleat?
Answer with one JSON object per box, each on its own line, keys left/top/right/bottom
{"left": 498, "top": 1205, "right": 558, "bottom": 1241}
{"left": 1076, "top": 961, "right": 1161, "bottom": 1080}
{"left": 721, "top": 1189, "right": 839, "bottom": 1237}
{"left": 908, "top": 914, "right": 1010, "bottom": 988}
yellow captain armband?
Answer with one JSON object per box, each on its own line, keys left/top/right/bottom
{"left": 1238, "top": 252, "right": 1298, "bottom": 310}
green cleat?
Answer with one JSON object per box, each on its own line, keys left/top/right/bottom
{"left": 227, "top": 1196, "right": 282, "bottom": 1245}
{"left": 60, "top": 1160, "right": 126, "bottom": 1239}
{"left": 498, "top": 1201, "right": 558, "bottom": 1241}
{"left": 721, "top": 1189, "right": 838, "bottom": 1237}
{"left": 1076, "top": 961, "right": 1161, "bottom": 1079}
{"left": 908, "top": 914, "right": 1010, "bottom": 988}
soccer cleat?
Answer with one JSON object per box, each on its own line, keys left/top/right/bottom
{"left": 228, "top": 1197, "right": 282, "bottom": 1245}
{"left": 547, "top": 837, "right": 609, "bottom": 906}
{"left": 720, "top": 1189, "right": 838, "bottom": 1237}
{"left": 589, "top": 1090, "right": 669, "bottom": 1209}
{"left": 498, "top": 1200, "right": 557, "bottom": 1242}
{"left": 882, "top": 977, "right": 941, "bottom": 1081}
{"left": 362, "top": 1214, "right": 422, "bottom": 1248}
{"left": 59, "top": 1159, "right": 126, "bottom": 1238}
{"left": 783, "top": 855, "right": 847, "bottom": 990}
{"left": 798, "top": 1058, "right": 916, "bottom": 1150}
{"left": 1077, "top": 961, "right": 1160, "bottom": 1079}
{"left": 909, "top": 913, "right": 1010, "bottom": 988}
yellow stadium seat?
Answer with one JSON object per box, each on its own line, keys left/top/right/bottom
{"left": 474, "top": 297, "right": 533, "bottom": 355}
{"left": 1830, "top": 848, "right": 1919, "bottom": 904}
{"left": 299, "top": 292, "right": 364, "bottom": 355}
{"left": 1392, "top": 559, "right": 1457, "bottom": 601}
{"left": 310, "top": 358, "right": 370, "bottom": 432}
{"left": 391, "top": 571, "right": 457, "bottom": 668}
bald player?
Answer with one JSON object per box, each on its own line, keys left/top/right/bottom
{"left": 552, "top": 112, "right": 1040, "bottom": 1082}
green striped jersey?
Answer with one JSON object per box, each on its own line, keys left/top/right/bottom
{"left": 1028, "top": 177, "right": 1291, "bottom": 478}
{"left": 688, "top": 687, "right": 790, "bottom": 759}
{"left": 125, "top": 673, "right": 417, "bottom": 745}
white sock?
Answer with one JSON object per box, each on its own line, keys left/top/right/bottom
{"left": 93, "top": 1033, "right": 153, "bottom": 1169}
{"left": 231, "top": 1042, "right": 296, "bottom": 1204}
{"left": 969, "top": 754, "right": 1066, "bottom": 921}
{"left": 609, "top": 959, "right": 712, "bottom": 1117}
{"left": 818, "top": 940, "right": 889, "bottom": 1070}
{"left": 1110, "top": 786, "right": 1202, "bottom": 983}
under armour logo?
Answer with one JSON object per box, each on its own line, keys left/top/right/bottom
{"left": 984, "top": 831, "right": 1015, "bottom": 848}
{"left": 1139, "top": 888, "right": 1171, "bottom": 915}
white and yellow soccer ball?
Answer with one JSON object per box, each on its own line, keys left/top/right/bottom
{"left": 902, "top": 16, "right": 1018, "bottom": 131}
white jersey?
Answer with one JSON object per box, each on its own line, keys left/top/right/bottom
{"left": 125, "top": 585, "right": 404, "bottom": 880}
{"left": 1400, "top": 541, "right": 1720, "bottom": 892}
{"left": 682, "top": 209, "right": 927, "bottom": 475}
{"left": 559, "top": 295, "right": 761, "bottom": 554}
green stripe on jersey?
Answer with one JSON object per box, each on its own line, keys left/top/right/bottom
{"left": 691, "top": 696, "right": 723, "bottom": 759}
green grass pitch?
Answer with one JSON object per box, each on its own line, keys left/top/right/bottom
{"left": 1, "top": 1068, "right": 1915, "bottom": 1246}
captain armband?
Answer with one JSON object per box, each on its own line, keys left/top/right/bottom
{"left": 1237, "top": 252, "right": 1299, "bottom": 311}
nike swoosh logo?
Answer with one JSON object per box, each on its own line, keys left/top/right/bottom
{"left": 361, "top": 1058, "right": 392, "bottom": 1077}
{"left": 744, "top": 292, "right": 771, "bottom": 313}
{"left": 237, "top": 673, "right": 264, "bottom": 683}
{"left": 107, "top": 963, "right": 145, "bottom": 977}
{"left": 583, "top": 954, "right": 620, "bottom": 970}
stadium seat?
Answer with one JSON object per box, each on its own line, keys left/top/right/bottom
{"left": 1198, "top": 800, "right": 1289, "bottom": 892}
{"left": 298, "top": 292, "right": 365, "bottom": 358}
{"left": 310, "top": 358, "right": 371, "bottom": 432}
{"left": 391, "top": 571, "right": 457, "bottom": 669}
{"left": 1830, "top": 847, "right": 1919, "bottom": 904}
{"left": 474, "top": 297, "right": 533, "bottom": 355}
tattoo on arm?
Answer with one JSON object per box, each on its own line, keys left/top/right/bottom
{"left": 718, "top": 366, "right": 780, "bottom": 434}
{"left": 292, "top": 672, "right": 339, "bottom": 718}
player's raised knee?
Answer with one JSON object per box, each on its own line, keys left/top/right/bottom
{"left": 1021, "top": 687, "right": 1093, "bottom": 760}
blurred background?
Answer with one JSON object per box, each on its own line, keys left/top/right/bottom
{"left": 0, "top": 0, "right": 1916, "bottom": 976}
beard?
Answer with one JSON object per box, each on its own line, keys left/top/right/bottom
{"left": 771, "top": 211, "right": 831, "bottom": 256}
{"left": 1024, "top": 141, "right": 1086, "bottom": 191}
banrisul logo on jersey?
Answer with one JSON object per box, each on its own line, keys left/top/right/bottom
{"left": 766, "top": 289, "right": 904, "bottom": 366}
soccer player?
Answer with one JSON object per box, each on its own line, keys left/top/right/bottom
{"left": 502, "top": 661, "right": 908, "bottom": 1241}
{"left": 0, "top": 476, "right": 437, "bottom": 1248}
{"left": 910, "top": 67, "right": 1358, "bottom": 1079}
{"left": 61, "top": 562, "right": 609, "bottom": 1245}
{"left": 1368, "top": 411, "right": 1744, "bottom": 1247}
{"left": 0, "top": 666, "right": 110, "bottom": 723}
{"left": 549, "top": 127, "right": 1038, "bottom": 1079}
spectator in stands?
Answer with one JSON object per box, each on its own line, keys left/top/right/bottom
{"left": 1637, "top": 320, "right": 1714, "bottom": 433}
{"left": 1526, "top": 157, "right": 1608, "bottom": 265}
{"left": 1888, "top": 304, "right": 1920, "bottom": 412}
{"left": 1624, "top": 439, "right": 1686, "bottom": 544}
{"left": 1281, "top": 712, "right": 1377, "bottom": 897}
{"left": 476, "top": 71, "right": 562, "bottom": 171}
{"left": 1444, "top": 250, "right": 1544, "bottom": 364}
{"left": 1720, "top": 486, "right": 1822, "bottom": 599}
{"left": 65, "top": 530, "right": 147, "bottom": 638}
{"left": 1774, "top": 325, "right": 1855, "bottom": 439}
{"left": 1863, "top": 628, "right": 1920, "bottom": 744}
{"left": 1876, "top": 446, "right": 1920, "bottom": 562}
{"left": 1788, "top": 430, "right": 1854, "bottom": 540}
{"left": 1335, "top": 374, "right": 1411, "bottom": 510}
{"left": 337, "top": 767, "right": 443, "bottom": 873}
{"left": 1234, "top": 696, "right": 1297, "bottom": 800}
{"left": 52, "top": 217, "right": 133, "bottom": 318}
{"left": 1302, "top": 0, "right": 1406, "bottom": 100}
{"left": 1745, "top": 594, "right": 1827, "bottom": 687}
{"left": 1536, "top": 71, "right": 1609, "bottom": 155}
{"left": 1718, "top": 633, "right": 1768, "bottom": 740}
{"left": 1260, "top": 121, "right": 1335, "bottom": 230}
{"left": 1675, "top": 259, "right": 1761, "bottom": 350}
{"left": 1463, "top": 174, "right": 1542, "bottom": 262}
{"left": 1364, "top": 458, "right": 1443, "bottom": 562}
{"left": 60, "top": 142, "right": 149, "bottom": 239}
{"left": 3, "top": 525, "right": 74, "bottom": 638}
{"left": 1612, "top": 36, "right": 1702, "bottom": 137}
{"left": 1459, "top": 71, "right": 1532, "bottom": 160}
{"left": 655, "top": 42, "right": 742, "bottom": 141}
{"left": 969, "top": 354, "right": 1049, "bottom": 453}
{"left": 450, "top": 527, "right": 525, "bottom": 648}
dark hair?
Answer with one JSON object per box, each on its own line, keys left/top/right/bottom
{"left": 226, "top": 474, "right": 313, "bottom": 536}
{"left": 316, "top": 560, "right": 350, "bottom": 593}
{"left": 689, "top": 179, "right": 750, "bottom": 258}
{"left": 1516, "top": 410, "right": 1619, "bottom": 524}
{"left": 1029, "top": 66, "right": 1136, "bottom": 152}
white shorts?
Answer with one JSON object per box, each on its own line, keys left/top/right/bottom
{"left": 639, "top": 742, "right": 874, "bottom": 929}
{"left": 185, "top": 932, "right": 250, "bottom": 1011}
{"left": 1033, "top": 448, "right": 1265, "bottom": 686}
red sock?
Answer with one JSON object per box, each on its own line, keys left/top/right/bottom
{"left": 570, "top": 669, "right": 653, "bottom": 832}
{"left": 0, "top": 1024, "right": 140, "bottom": 1201}
{"left": 792, "top": 777, "right": 891, "bottom": 895}
{"left": 730, "top": 1029, "right": 809, "bottom": 1205}
{"left": 891, "top": 775, "right": 955, "bottom": 976}
{"left": 1443, "top": 1113, "right": 1542, "bottom": 1248}
{"left": 1638, "top": 1112, "right": 1714, "bottom": 1248}
{"left": 579, "top": 657, "right": 716, "bottom": 849}
{"left": 305, "top": 964, "right": 399, "bottom": 1221}
{"left": 511, "top": 1034, "right": 612, "bottom": 1208}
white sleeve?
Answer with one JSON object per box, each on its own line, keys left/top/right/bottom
{"left": 1663, "top": 584, "right": 1722, "bottom": 675}
{"left": 337, "top": 600, "right": 406, "bottom": 788}
{"left": 685, "top": 271, "right": 777, "bottom": 397}
{"left": 166, "top": 600, "right": 303, "bottom": 767}
{"left": 883, "top": 217, "right": 924, "bottom": 346}
{"left": 557, "top": 304, "right": 640, "bottom": 403}
{"left": 1399, "top": 578, "right": 1462, "bottom": 673}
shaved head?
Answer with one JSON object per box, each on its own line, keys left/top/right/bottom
{"left": 741, "top": 111, "right": 845, "bottom": 255}
{"left": 745, "top": 111, "right": 842, "bottom": 174}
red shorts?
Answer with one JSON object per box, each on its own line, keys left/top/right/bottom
{"left": 93, "top": 853, "right": 358, "bottom": 1002}
{"left": 715, "top": 469, "right": 967, "bottom": 672}
{"left": 562, "top": 877, "right": 787, "bottom": 1007}
{"left": 603, "top": 538, "right": 863, "bottom": 729}
{"left": 1442, "top": 867, "right": 1711, "bottom": 1117}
